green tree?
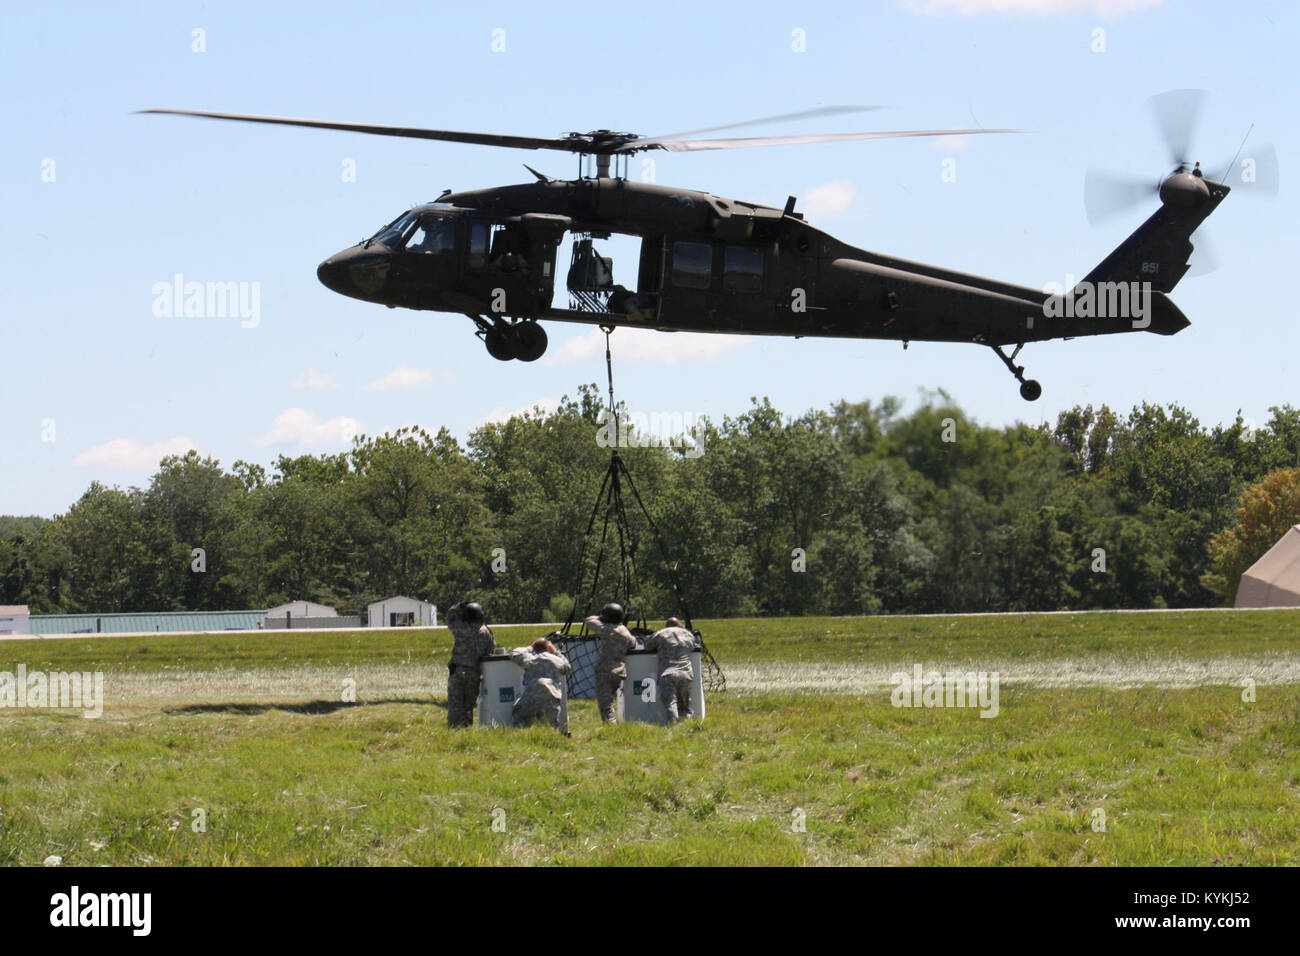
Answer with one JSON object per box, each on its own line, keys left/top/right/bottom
{"left": 1203, "top": 467, "right": 1300, "bottom": 604}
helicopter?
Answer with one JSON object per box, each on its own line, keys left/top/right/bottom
{"left": 142, "top": 95, "right": 1243, "bottom": 401}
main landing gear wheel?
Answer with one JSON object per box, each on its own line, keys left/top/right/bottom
{"left": 990, "top": 343, "right": 1042, "bottom": 402}
{"left": 511, "top": 321, "right": 548, "bottom": 362}
{"left": 480, "top": 319, "right": 546, "bottom": 362}
{"left": 485, "top": 325, "right": 516, "bottom": 361}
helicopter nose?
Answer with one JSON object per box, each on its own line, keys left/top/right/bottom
{"left": 316, "top": 254, "right": 347, "bottom": 293}
{"left": 317, "top": 246, "right": 391, "bottom": 298}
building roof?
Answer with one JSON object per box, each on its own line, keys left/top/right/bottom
{"left": 367, "top": 595, "right": 433, "bottom": 608}
{"left": 30, "top": 610, "right": 268, "bottom": 635}
{"left": 1236, "top": 524, "right": 1300, "bottom": 608}
{"left": 266, "top": 601, "right": 338, "bottom": 617}
{"left": 0, "top": 605, "right": 30, "bottom": 615}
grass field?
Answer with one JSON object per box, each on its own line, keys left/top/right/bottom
{"left": 1, "top": 610, "right": 1298, "bottom": 865}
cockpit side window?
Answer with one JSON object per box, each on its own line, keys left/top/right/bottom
{"left": 370, "top": 211, "right": 420, "bottom": 250}
{"left": 467, "top": 222, "right": 490, "bottom": 269}
{"left": 407, "top": 218, "right": 457, "bottom": 255}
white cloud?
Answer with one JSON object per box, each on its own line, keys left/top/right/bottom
{"left": 901, "top": 0, "right": 1161, "bottom": 15}
{"left": 253, "top": 409, "right": 361, "bottom": 449}
{"left": 802, "top": 180, "right": 856, "bottom": 220}
{"left": 291, "top": 366, "right": 342, "bottom": 391}
{"left": 73, "top": 436, "right": 198, "bottom": 470}
{"left": 545, "top": 327, "right": 749, "bottom": 366}
{"left": 479, "top": 397, "right": 562, "bottom": 426}
{"left": 362, "top": 365, "right": 447, "bottom": 392}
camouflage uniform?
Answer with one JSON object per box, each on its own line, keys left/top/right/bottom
{"left": 446, "top": 618, "right": 496, "bottom": 727}
{"left": 643, "top": 625, "right": 699, "bottom": 723}
{"left": 585, "top": 614, "right": 638, "bottom": 723}
{"left": 509, "top": 646, "right": 573, "bottom": 731}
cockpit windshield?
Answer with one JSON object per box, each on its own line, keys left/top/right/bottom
{"left": 368, "top": 211, "right": 420, "bottom": 250}
{"left": 367, "top": 212, "right": 456, "bottom": 254}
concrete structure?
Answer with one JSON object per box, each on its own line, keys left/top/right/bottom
{"left": 0, "top": 605, "right": 31, "bottom": 636}
{"left": 1236, "top": 524, "right": 1300, "bottom": 608}
{"left": 367, "top": 596, "right": 437, "bottom": 628}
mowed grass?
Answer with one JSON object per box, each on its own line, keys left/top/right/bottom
{"left": 1, "top": 610, "right": 1298, "bottom": 865}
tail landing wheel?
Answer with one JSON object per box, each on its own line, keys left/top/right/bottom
{"left": 991, "top": 343, "right": 1042, "bottom": 402}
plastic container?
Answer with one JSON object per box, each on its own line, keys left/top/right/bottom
{"left": 622, "top": 648, "right": 705, "bottom": 724}
{"left": 477, "top": 654, "right": 569, "bottom": 731}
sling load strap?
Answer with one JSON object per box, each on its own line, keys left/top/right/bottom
{"left": 613, "top": 455, "right": 694, "bottom": 631}
{"left": 560, "top": 328, "right": 696, "bottom": 635}
{"left": 560, "top": 453, "right": 647, "bottom": 634}
{"left": 602, "top": 325, "right": 616, "bottom": 415}
{"left": 561, "top": 324, "right": 622, "bottom": 636}
{"left": 560, "top": 453, "right": 618, "bottom": 637}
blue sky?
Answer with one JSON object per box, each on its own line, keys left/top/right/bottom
{"left": 4, "top": 0, "right": 1297, "bottom": 516}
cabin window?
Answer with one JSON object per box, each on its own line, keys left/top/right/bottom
{"left": 407, "top": 218, "right": 456, "bottom": 255}
{"left": 723, "top": 246, "right": 764, "bottom": 293}
{"left": 467, "top": 222, "right": 490, "bottom": 269}
{"left": 671, "top": 241, "right": 713, "bottom": 289}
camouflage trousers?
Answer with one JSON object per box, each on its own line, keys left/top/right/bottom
{"left": 660, "top": 672, "right": 694, "bottom": 723}
{"left": 513, "top": 692, "right": 563, "bottom": 731}
{"left": 595, "top": 669, "right": 626, "bottom": 723}
{"left": 447, "top": 666, "right": 481, "bottom": 727}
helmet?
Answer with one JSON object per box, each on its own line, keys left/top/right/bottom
{"left": 460, "top": 602, "right": 485, "bottom": 625}
{"left": 600, "top": 602, "right": 625, "bottom": 625}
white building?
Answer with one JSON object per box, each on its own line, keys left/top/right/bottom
{"left": 0, "top": 605, "right": 31, "bottom": 636}
{"left": 368, "top": 596, "right": 437, "bottom": 628}
{"left": 264, "top": 600, "right": 339, "bottom": 628}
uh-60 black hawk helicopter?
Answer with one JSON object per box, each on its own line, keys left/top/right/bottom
{"left": 144, "top": 94, "right": 1249, "bottom": 401}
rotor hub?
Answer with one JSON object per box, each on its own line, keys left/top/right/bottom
{"left": 1159, "top": 168, "right": 1211, "bottom": 208}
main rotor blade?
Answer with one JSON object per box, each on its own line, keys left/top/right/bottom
{"left": 1149, "top": 89, "right": 1206, "bottom": 167}
{"left": 632, "top": 105, "right": 885, "bottom": 146}
{"left": 1084, "top": 169, "right": 1158, "bottom": 225}
{"left": 138, "top": 109, "right": 573, "bottom": 151}
{"left": 1211, "top": 142, "right": 1280, "bottom": 196}
{"left": 643, "top": 128, "right": 1024, "bottom": 153}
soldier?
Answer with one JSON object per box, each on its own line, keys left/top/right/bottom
{"left": 644, "top": 616, "right": 700, "bottom": 724}
{"left": 585, "top": 602, "right": 637, "bottom": 723}
{"left": 510, "top": 637, "right": 572, "bottom": 731}
{"left": 445, "top": 601, "right": 496, "bottom": 728}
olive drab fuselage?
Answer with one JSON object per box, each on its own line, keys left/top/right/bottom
{"left": 317, "top": 175, "right": 1224, "bottom": 350}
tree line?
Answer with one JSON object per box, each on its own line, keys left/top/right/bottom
{"left": 4, "top": 384, "right": 1300, "bottom": 622}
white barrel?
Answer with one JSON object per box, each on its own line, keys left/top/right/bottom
{"left": 477, "top": 655, "right": 569, "bottom": 731}
{"left": 622, "top": 648, "right": 705, "bottom": 724}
